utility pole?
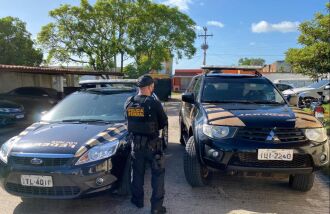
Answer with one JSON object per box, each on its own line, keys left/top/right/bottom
{"left": 198, "top": 27, "right": 213, "bottom": 65}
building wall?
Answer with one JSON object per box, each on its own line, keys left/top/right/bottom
{"left": 262, "top": 61, "right": 292, "bottom": 73}
{"left": 0, "top": 72, "right": 62, "bottom": 93}
{"left": 262, "top": 73, "right": 313, "bottom": 87}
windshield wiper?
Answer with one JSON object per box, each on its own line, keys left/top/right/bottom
{"left": 203, "top": 100, "right": 257, "bottom": 104}
{"left": 249, "top": 100, "right": 285, "bottom": 105}
{"left": 60, "top": 119, "right": 112, "bottom": 124}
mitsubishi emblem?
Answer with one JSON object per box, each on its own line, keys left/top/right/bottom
{"left": 266, "top": 129, "right": 281, "bottom": 143}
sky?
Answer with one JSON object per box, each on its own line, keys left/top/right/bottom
{"left": 0, "top": 0, "right": 328, "bottom": 70}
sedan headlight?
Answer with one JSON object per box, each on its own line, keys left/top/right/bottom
{"left": 0, "top": 136, "right": 19, "bottom": 163}
{"left": 0, "top": 108, "right": 11, "bottom": 113}
{"left": 303, "top": 128, "right": 327, "bottom": 143}
{"left": 202, "top": 124, "right": 237, "bottom": 139}
{"left": 75, "top": 140, "right": 120, "bottom": 165}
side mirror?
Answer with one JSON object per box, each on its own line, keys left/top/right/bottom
{"left": 324, "top": 85, "right": 330, "bottom": 90}
{"left": 182, "top": 93, "right": 195, "bottom": 104}
{"left": 41, "top": 111, "right": 48, "bottom": 116}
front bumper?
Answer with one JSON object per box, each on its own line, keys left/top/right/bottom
{"left": 0, "top": 156, "right": 122, "bottom": 199}
{"left": 199, "top": 137, "right": 329, "bottom": 174}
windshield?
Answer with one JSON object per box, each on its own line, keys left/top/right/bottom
{"left": 42, "top": 91, "right": 134, "bottom": 122}
{"left": 202, "top": 77, "right": 286, "bottom": 104}
{"left": 306, "top": 80, "right": 329, "bottom": 88}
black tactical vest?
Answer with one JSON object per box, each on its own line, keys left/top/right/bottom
{"left": 126, "top": 96, "right": 158, "bottom": 135}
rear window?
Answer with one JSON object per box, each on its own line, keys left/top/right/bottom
{"left": 202, "top": 77, "right": 285, "bottom": 103}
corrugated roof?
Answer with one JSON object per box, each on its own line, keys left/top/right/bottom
{"left": 0, "top": 64, "right": 123, "bottom": 76}
{"left": 174, "top": 69, "right": 203, "bottom": 76}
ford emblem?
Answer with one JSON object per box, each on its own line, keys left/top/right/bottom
{"left": 30, "top": 158, "right": 43, "bottom": 165}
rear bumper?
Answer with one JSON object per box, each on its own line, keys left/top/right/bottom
{"left": 0, "top": 158, "right": 119, "bottom": 199}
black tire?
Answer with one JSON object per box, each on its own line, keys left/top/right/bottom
{"left": 183, "top": 136, "right": 210, "bottom": 187}
{"left": 116, "top": 155, "right": 131, "bottom": 196}
{"left": 179, "top": 120, "right": 186, "bottom": 146}
{"left": 289, "top": 173, "right": 315, "bottom": 191}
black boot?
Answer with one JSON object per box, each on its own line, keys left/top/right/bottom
{"left": 131, "top": 198, "right": 143, "bottom": 208}
{"left": 151, "top": 206, "right": 166, "bottom": 214}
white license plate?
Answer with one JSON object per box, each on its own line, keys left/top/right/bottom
{"left": 315, "top": 112, "right": 324, "bottom": 118}
{"left": 258, "top": 149, "right": 293, "bottom": 161}
{"left": 16, "top": 114, "right": 24, "bottom": 119}
{"left": 21, "top": 175, "right": 53, "bottom": 187}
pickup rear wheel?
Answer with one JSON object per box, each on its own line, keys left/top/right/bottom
{"left": 184, "top": 136, "right": 210, "bottom": 187}
{"left": 289, "top": 173, "right": 315, "bottom": 191}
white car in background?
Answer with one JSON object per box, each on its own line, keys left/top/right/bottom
{"left": 283, "top": 79, "right": 330, "bottom": 108}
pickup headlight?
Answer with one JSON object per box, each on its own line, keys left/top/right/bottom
{"left": 202, "top": 124, "right": 237, "bottom": 139}
{"left": 303, "top": 128, "right": 327, "bottom": 143}
{"left": 75, "top": 139, "right": 120, "bottom": 165}
{"left": 0, "top": 136, "right": 19, "bottom": 163}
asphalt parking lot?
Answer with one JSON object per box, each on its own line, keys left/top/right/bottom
{"left": 0, "top": 100, "right": 329, "bottom": 214}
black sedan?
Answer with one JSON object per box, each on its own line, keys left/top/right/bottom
{"left": 0, "top": 87, "right": 134, "bottom": 199}
{"left": 0, "top": 100, "right": 25, "bottom": 126}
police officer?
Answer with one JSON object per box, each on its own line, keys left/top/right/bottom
{"left": 125, "top": 75, "right": 168, "bottom": 214}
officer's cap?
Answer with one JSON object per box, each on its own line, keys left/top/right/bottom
{"left": 137, "top": 75, "right": 154, "bottom": 87}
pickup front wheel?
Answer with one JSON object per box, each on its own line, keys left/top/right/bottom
{"left": 184, "top": 136, "right": 210, "bottom": 187}
{"left": 289, "top": 173, "right": 315, "bottom": 191}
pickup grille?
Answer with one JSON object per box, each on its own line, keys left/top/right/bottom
{"left": 6, "top": 183, "right": 80, "bottom": 197}
{"left": 229, "top": 153, "right": 313, "bottom": 168}
{"left": 236, "top": 127, "right": 308, "bottom": 143}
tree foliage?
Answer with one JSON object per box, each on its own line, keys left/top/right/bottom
{"left": 0, "top": 16, "right": 43, "bottom": 66}
{"left": 38, "top": 0, "right": 196, "bottom": 74}
{"left": 128, "top": 0, "right": 196, "bottom": 74}
{"left": 285, "top": 3, "right": 330, "bottom": 79}
{"left": 238, "top": 57, "right": 265, "bottom": 66}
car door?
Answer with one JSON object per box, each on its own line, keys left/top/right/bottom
{"left": 181, "top": 77, "right": 197, "bottom": 128}
{"left": 322, "top": 83, "right": 330, "bottom": 102}
{"left": 183, "top": 77, "right": 202, "bottom": 129}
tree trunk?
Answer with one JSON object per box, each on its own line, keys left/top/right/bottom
{"left": 113, "top": 55, "right": 117, "bottom": 72}
{"left": 120, "top": 52, "right": 124, "bottom": 73}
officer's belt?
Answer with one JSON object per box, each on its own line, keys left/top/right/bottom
{"left": 132, "top": 134, "right": 158, "bottom": 148}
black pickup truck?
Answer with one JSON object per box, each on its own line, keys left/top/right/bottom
{"left": 179, "top": 67, "right": 329, "bottom": 191}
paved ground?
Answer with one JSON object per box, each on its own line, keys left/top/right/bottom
{"left": 0, "top": 100, "right": 329, "bottom": 214}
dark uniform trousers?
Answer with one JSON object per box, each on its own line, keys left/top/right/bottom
{"left": 131, "top": 135, "right": 165, "bottom": 210}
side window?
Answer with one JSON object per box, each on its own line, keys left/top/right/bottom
{"left": 193, "top": 77, "right": 202, "bottom": 99}
{"left": 187, "top": 78, "right": 197, "bottom": 93}
{"left": 11, "top": 88, "right": 28, "bottom": 95}
{"left": 13, "top": 88, "right": 47, "bottom": 96}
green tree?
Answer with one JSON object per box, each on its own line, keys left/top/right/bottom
{"left": 38, "top": 0, "right": 122, "bottom": 71}
{"left": 285, "top": 3, "right": 330, "bottom": 79}
{"left": 0, "top": 16, "right": 43, "bottom": 66}
{"left": 128, "top": 0, "right": 196, "bottom": 74}
{"left": 38, "top": 0, "right": 196, "bottom": 74}
{"left": 238, "top": 57, "right": 265, "bottom": 66}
